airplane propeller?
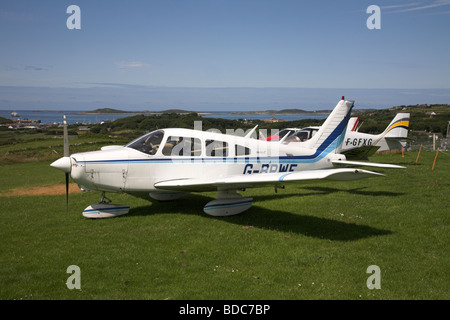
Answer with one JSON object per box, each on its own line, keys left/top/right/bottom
{"left": 50, "top": 115, "right": 72, "bottom": 213}
{"left": 63, "top": 115, "right": 69, "bottom": 213}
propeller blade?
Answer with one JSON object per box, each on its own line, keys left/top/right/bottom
{"left": 65, "top": 172, "right": 69, "bottom": 213}
{"left": 63, "top": 115, "right": 69, "bottom": 157}
{"left": 50, "top": 115, "right": 72, "bottom": 213}
{"left": 64, "top": 115, "right": 69, "bottom": 213}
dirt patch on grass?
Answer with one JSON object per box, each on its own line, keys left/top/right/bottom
{"left": 0, "top": 183, "right": 83, "bottom": 197}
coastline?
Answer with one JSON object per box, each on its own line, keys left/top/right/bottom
{"left": 33, "top": 110, "right": 214, "bottom": 116}
{"left": 230, "top": 111, "right": 330, "bottom": 115}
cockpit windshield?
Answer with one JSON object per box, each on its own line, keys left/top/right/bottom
{"left": 125, "top": 130, "right": 164, "bottom": 155}
{"left": 276, "top": 129, "right": 293, "bottom": 139}
{"left": 285, "top": 131, "right": 309, "bottom": 142}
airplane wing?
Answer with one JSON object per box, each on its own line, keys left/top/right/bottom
{"left": 154, "top": 168, "right": 384, "bottom": 192}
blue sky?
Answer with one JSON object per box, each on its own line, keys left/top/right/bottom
{"left": 1, "top": 0, "right": 450, "bottom": 110}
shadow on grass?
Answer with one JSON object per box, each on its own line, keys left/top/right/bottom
{"left": 299, "top": 186, "right": 405, "bottom": 197}
{"left": 247, "top": 186, "right": 405, "bottom": 203}
{"left": 128, "top": 193, "right": 392, "bottom": 242}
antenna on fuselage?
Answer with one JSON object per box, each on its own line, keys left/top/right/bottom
{"left": 279, "top": 130, "right": 291, "bottom": 143}
{"left": 244, "top": 125, "right": 258, "bottom": 139}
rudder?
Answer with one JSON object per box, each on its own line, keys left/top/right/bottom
{"left": 302, "top": 98, "right": 354, "bottom": 154}
{"left": 383, "top": 113, "right": 410, "bottom": 138}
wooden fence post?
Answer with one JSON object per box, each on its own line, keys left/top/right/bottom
{"left": 415, "top": 144, "right": 423, "bottom": 164}
{"left": 432, "top": 148, "right": 439, "bottom": 170}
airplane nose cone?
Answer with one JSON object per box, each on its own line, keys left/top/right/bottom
{"left": 50, "top": 156, "right": 72, "bottom": 173}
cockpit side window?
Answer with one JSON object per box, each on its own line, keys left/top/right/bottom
{"left": 235, "top": 144, "right": 250, "bottom": 156}
{"left": 296, "top": 131, "right": 309, "bottom": 141}
{"left": 206, "top": 140, "right": 228, "bottom": 157}
{"left": 162, "top": 136, "right": 202, "bottom": 157}
{"left": 126, "top": 130, "right": 164, "bottom": 155}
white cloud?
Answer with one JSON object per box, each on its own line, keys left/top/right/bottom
{"left": 114, "top": 61, "right": 151, "bottom": 68}
{"left": 384, "top": 0, "right": 450, "bottom": 13}
{"left": 381, "top": 2, "right": 421, "bottom": 10}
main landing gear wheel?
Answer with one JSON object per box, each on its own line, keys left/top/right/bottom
{"left": 203, "top": 190, "right": 253, "bottom": 217}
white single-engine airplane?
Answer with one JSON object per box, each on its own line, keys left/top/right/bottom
{"left": 51, "top": 97, "right": 404, "bottom": 218}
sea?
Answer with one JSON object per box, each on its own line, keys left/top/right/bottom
{"left": 1, "top": 110, "right": 327, "bottom": 125}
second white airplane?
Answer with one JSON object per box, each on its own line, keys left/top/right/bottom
{"left": 51, "top": 97, "right": 404, "bottom": 218}
{"left": 282, "top": 113, "right": 410, "bottom": 159}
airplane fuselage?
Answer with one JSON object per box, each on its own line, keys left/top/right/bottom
{"left": 69, "top": 128, "right": 341, "bottom": 195}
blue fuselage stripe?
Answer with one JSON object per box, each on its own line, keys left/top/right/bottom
{"left": 83, "top": 206, "right": 130, "bottom": 213}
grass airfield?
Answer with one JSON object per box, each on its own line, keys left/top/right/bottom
{"left": 0, "top": 151, "right": 448, "bottom": 300}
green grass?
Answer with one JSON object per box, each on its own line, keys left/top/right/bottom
{"left": 0, "top": 131, "right": 126, "bottom": 164}
{"left": 0, "top": 151, "right": 448, "bottom": 300}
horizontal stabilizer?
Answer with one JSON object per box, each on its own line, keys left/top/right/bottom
{"left": 342, "top": 145, "right": 380, "bottom": 160}
{"left": 332, "top": 159, "right": 405, "bottom": 169}
{"left": 384, "top": 136, "right": 414, "bottom": 141}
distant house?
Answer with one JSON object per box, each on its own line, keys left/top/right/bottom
{"left": 263, "top": 116, "right": 285, "bottom": 123}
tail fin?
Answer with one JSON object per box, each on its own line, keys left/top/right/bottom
{"left": 302, "top": 98, "right": 354, "bottom": 154}
{"left": 382, "top": 113, "right": 410, "bottom": 138}
{"left": 347, "top": 117, "right": 359, "bottom": 132}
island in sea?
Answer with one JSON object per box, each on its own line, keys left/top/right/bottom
{"left": 69, "top": 108, "right": 212, "bottom": 116}
{"left": 230, "top": 108, "right": 331, "bottom": 115}
{"left": 70, "top": 107, "right": 331, "bottom": 116}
